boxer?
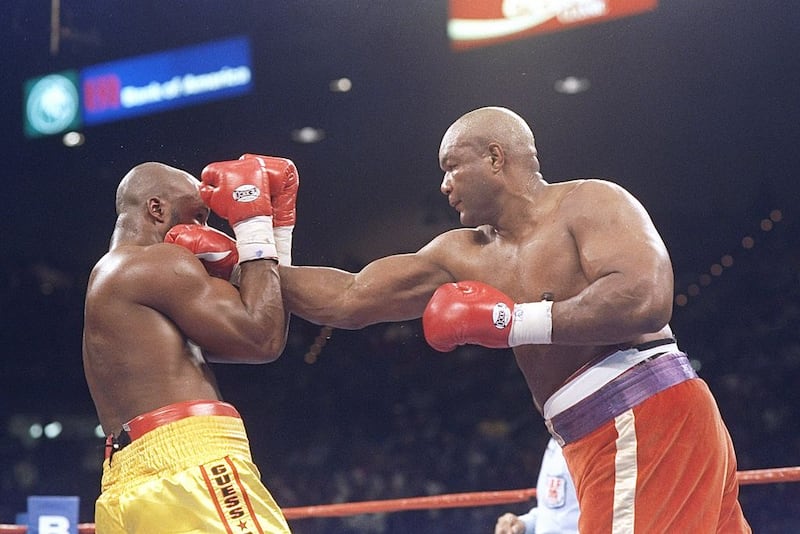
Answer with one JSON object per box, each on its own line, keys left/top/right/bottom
{"left": 83, "top": 156, "right": 296, "bottom": 533}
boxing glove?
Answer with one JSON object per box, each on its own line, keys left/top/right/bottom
{"left": 422, "top": 281, "right": 553, "bottom": 352}
{"left": 165, "top": 224, "right": 239, "bottom": 281}
{"left": 240, "top": 154, "right": 298, "bottom": 265}
{"left": 200, "top": 158, "right": 277, "bottom": 262}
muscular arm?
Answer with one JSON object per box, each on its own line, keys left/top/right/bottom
{"left": 144, "top": 244, "right": 286, "bottom": 362}
{"left": 280, "top": 245, "right": 456, "bottom": 329}
{"left": 552, "top": 180, "right": 673, "bottom": 345}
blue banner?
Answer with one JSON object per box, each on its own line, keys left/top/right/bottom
{"left": 27, "top": 495, "right": 79, "bottom": 534}
{"left": 80, "top": 35, "right": 253, "bottom": 126}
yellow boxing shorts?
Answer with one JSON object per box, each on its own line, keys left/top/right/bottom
{"left": 95, "top": 400, "right": 290, "bottom": 533}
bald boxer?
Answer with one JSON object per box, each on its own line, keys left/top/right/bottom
{"left": 280, "top": 107, "right": 750, "bottom": 532}
{"left": 83, "top": 157, "right": 296, "bottom": 533}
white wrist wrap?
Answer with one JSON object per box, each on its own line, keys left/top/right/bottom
{"left": 274, "top": 225, "right": 294, "bottom": 266}
{"left": 232, "top": 216, "right": 278, "bottom": 263}
{"left": 508, "top": 300, "right": 553, "bottom": 346}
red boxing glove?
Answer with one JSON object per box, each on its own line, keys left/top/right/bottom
{"left": 200, "top": 157, "right": 278, "bottom": 262}
{"left": 423, "top": 281, "right": 554, "bottom": 352}
{"left": 240, "top": 153, "right": 298, "bottom": 264}
{"left": 165, "top": 224, "right": 239, "bottom": 280}
{"left": 199, "top": 158, "right": 273, "bottom": 225}
{"left": 240, "top": 154, "right": 298, "bottom": 228}
{"left": 423, "top": 281, "right": 515, "bottom": 352}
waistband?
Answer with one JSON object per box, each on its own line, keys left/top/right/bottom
{"left": 545, "top": 351, "right": 696, "bottom": 446}
{"left": 105, "top": 399, "right": 240, "bottom": 460}
{"left": 543, "top": 339, "right": 679, "bottom": 419}
{"left": 101, "top": 412, "right": 253, "bottom": 490}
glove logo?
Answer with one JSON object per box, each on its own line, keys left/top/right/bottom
{"left": 231, "top": 184, "right": 261, "bottom": 203}
{"left": 492, "top": 302, "right": 512, "bottom": 329}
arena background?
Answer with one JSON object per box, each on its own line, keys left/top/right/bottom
{"left": 1, "top": 1, "right": 798, "bottom": 532}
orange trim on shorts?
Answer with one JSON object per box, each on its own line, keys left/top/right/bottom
{"left": 200, "top": 455, "right": 265, "bottom": 534}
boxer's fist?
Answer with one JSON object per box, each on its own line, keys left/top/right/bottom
{"left": 240, "top": 154, "right": 298, "bottom": 228}
{"left": 199, "top": 158, "right": 273, "bottom": 225}
{"left": 423, "top": 281, "right": 553, "bottom": 351}
{"left": 239, "top": 154, "right": 298, "bottom": 264}
{"left": 165, "top": 224, "right": 239, "bottom": 280}
{"left": 423, "top": 281, "right": 515, "bottom": 352}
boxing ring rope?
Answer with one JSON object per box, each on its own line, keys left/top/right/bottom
{"left": 2, "top": 466, "right": 798, "bottom": 532}
{"left": 282, "top": 487, "right": 539, "bottom": 520}
{"left": 735, "top": 466, "right": 800, "bottom": 486}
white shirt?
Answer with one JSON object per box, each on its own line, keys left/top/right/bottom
{"left": 518, "top": 437, "right": 580, "bottom": 533}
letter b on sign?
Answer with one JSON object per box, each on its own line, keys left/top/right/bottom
{"left": 27, "top": 496, "right": 79, "bottom": 534}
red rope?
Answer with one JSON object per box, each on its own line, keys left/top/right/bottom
{"left": 283, "top": 487, "right": 538, "bottom": 519}
{"left": 736, "top": 466, "right": 800, "bottom": 485}
{"left": 2, "top": 466, "right": 798, "bottom": 532}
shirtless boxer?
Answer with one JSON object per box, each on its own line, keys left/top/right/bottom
{"left": 83, "top": 156, "right": 296, "bottom": 533}
{"left": 279, "top": 107, "right": 750, "bottom": 532}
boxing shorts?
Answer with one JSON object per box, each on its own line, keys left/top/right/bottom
{"left": 543, "top": 340, "right": 751, "bottom": 533}
{"left": 96, "top": 399, "right": 291, "bottom": 533}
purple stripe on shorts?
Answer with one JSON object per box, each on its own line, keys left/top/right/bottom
{"left": 546, "top": 352, "right": 697, "bottom": 446}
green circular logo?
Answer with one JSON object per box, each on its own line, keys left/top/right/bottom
{"left": 26, "top": 74, "right": 80, "bottom": 135}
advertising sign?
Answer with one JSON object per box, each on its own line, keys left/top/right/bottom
{"left": 81, "top": 35, "right": 252, "bottom": 126}
{"left": 23, "top": 71, "right": 82, "bottom": 138}
{"left": 26, "top": 496, "right": 79, "bottom": 534}
{"left": 22, "top": 35, "right": 253, "bottom": 138}
{"left": 448, "top": 0, "right": 658, "bottom": 50}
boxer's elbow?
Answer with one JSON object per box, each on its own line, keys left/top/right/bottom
{"left": 233, "top": 324, "right": 287, "bottom": 363}
{"left": 205, "top": 347, "right": 281, "bottom": 364}
{"left": 254, "top": 325, "right": 288, "bottom": 362}
{"left": 257, "top": 338, "right": 286, "bottom": 362}
{"left": 628, "top": 281, "right": 673, "bottom": 334}
{"left": 634, "top": 303, "right": 672, "bottom": 334}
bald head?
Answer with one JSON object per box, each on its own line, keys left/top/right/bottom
{"left": 115, "top": 162, "right": 199, "bottom": 216}
{"left": 441, "top": 106, "right": 539, "bottom": 172}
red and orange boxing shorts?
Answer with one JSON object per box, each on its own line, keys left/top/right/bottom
{"left": 545, "top": 342, "right": 751, "bottom": 533}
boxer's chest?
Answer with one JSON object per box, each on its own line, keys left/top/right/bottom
{"left": 456, "top": 223, "right": 589, "bottom": 304}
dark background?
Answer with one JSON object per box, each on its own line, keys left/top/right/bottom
{"left": 1, "top": 1, "right": 799, "bottom": 532}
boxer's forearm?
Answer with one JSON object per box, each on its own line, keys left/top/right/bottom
{"left": 280, "top": 254, "right": 451, "bottom": 329}
{"left": 280, "top": 265, "right": 363, "bottom": 326}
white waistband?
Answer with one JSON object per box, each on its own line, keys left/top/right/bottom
{"left": 542, "top": 342, "right": 679, "bottom": 420}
